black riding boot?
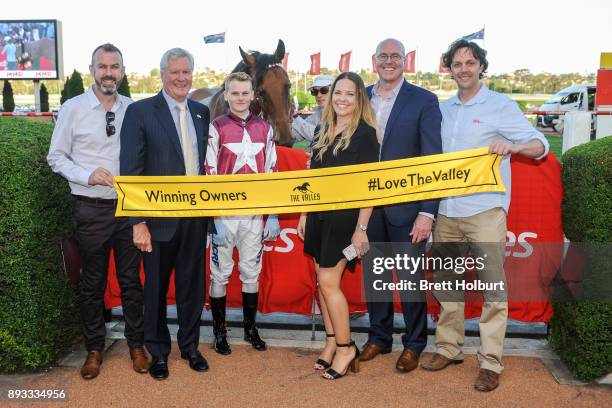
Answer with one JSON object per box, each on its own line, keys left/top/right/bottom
{"left": 242, "top": 292, "right": 266, "bottom": 351}
{"left": 210, "top": 296, "right": 231, "bottom": 355}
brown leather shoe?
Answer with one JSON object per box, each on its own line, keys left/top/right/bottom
{"left": 396, "top": 349, "right": 419, "bottom": 373}
{"left": 359, "top": 343, "right": 392, "bottom": 362}
{"left": 420, "top": 353, "right": 463, "bottom": 371}
{"left": 80, "top": 350, "right": 102, "bottom": 380}
{"left": 129, "top": 346, "right": 149, "bottom": 374}
{"left": 474, "top": 368, "right": 500, "bottom": 392}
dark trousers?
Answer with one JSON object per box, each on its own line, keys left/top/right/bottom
{"left": 74, "top": 199, "right": 143, "bottom": 352}
{"left": 143, "top": 218, "right": 205, "bottom": 360}
{"left": 365, "top": 207, "right": 427, "bottom": 354}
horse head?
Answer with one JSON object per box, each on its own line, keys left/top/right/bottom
{"left": 204, "top": 40, "right": 292, "bottom": 147}
{"left": 239, "top": 40, "right": 292, "bottom": 146}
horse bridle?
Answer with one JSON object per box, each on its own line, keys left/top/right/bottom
{"left": 252, "top": 64, "right": 292, "bottom": 122}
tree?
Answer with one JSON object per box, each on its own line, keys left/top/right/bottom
{"left": 67, "top": 70, "right": 85, "bottom": 99}
{"left": 60, "top": 73, "right": 71, "bottom": 105}
{"left": 40, "top": 83, "right": 49, "bottom": 112}
{"left": 117, "top": 76, "right": 131, "bottom": 98}
{"left": 2, "top": 80, "right": 15, "bottom": 113}
{"left": 60, "top": 70, "right": 85, "bottom": 104}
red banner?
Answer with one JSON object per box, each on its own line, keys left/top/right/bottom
{"left": 309, "top": 53, "right": 320, "bottom": 75}
{"left": 338, "top": 51, "right": 351, "bottom": 73}
{"left": 105, "top": 150, "right": 563, "bottom": 323}
{"left": 282, "top": 52, "right": 289, "bottom": 71}
{"left": 405, "top": 50, "right": 416, "bottom": 74}
{"left": 371, "top": 54, "right": 377, "bottom": 74}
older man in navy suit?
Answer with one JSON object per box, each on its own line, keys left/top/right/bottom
{"left": 360, "top": 38, "right": 442, "bottom": 373}
{"left": 120, "top": 48, "right": 210, "bottom": 380}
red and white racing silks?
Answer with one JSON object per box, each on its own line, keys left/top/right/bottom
{"left": 206, "top": 112, "right": 277, "bottom": 176}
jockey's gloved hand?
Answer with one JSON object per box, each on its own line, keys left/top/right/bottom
{"left": 213, "top": 218, "right": 230, "bottom": 247}
{"left": 263, "top": 215, "right": 280, "bottom": 241}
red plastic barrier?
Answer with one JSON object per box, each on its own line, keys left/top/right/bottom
{"left": 1, "top": 112, "right": 55, "bottom": 116}
{"left": 105, "top": 149, "right": 563, "bottom": 323}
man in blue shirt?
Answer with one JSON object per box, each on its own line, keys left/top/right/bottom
{"left": 420, "top": 39, "right": 549, "bottom": 392}
{"left": 2, "top": 39, "right": 17, "bottom": 70}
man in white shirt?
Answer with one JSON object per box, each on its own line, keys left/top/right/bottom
{"left": 47, "top": 43, "right": 148, "bottom": 380}
{"left": 420, "top": 39, "right": 549, "bottom": 392}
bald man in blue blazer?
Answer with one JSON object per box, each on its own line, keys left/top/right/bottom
{"left": 360, "top": 38, "right": 442, "bottom": 373}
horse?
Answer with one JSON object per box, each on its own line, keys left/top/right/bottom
{"left": 190, "top": 39, "right": 292, "bottom": 147}
{"left": 293, "top": 182, "right": 312, "bottom": 193}
{"left": 190, "top": 87, "right": 222, "bottom": 105}
{"left": 16, "top": 38, "right": 56, "bottom": 70}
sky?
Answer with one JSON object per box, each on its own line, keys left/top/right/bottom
{"left": 4, "top": 0, "right": 611, "bottom": 77}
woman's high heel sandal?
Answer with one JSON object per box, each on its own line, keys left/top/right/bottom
{"left": 314, "top": 333, "right": 335, "bottom": 371}
{"left": 322, "top": 340, "right": 360, "bottom": 380}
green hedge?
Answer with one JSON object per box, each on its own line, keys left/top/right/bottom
{"left": 0, "top": 117, "right": 79, "bottom": 372}
{"left": 550, "top": 136, "right": 612, "bottom": 382}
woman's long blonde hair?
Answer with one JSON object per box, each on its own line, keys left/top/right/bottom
{"left": 313, "top": 72, "right": 379, "bottom": 161}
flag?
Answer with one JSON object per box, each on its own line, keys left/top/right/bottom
{"left": 203, "top": 32, "right": 225, "bottom": 44}
{"left": 282, "top": 53, "right": 289, "bottom": 70}
{"left": 371, "top": 54, "right": 377, "bottom": 74}
{"left": 405, "top": 50, "right": 416, "bottom": 74}
{"left": 309, "top": 53, "right": 321, "bottom": 75}
{"left": 461, "top": 28, "right": 485, "bottom": 41}
{"left": 439, "top": 54, "right": 450, "bottom": 73}
{"left": 339, "top": 51, "right": 351, "bottom": 73}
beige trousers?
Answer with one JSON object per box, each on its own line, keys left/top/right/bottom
{"left": 432, "top": 207, "right": 508, "bottom": 374}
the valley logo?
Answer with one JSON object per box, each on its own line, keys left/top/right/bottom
{"left": 290, "top": 182, "right": 321, "bottom": 202}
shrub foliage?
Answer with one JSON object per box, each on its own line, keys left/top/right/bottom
{"left": 551, "top": 136, "right": 612, "bottom": 382}
{"left": 0, "top": 117, "right": 79, "bottom": 372}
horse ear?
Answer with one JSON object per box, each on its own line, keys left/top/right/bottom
{"left": 240, "top": 46, "right": 256, "bottom": 67}
{"left": 273, "top": 39, "right": 285, "bottom": 64}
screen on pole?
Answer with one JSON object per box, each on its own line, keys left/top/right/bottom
{"left": 0, "top": 19, "right": 63, "bottom": 80}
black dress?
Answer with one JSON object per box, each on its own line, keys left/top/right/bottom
{"left": 303, "top": 120, "right": 380, "bottom": 270}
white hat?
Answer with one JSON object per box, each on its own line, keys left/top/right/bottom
{"left": 309, "top": 75, "right": 334, "bottom": 90}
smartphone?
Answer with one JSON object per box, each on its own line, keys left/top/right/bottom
{"left": 342, "top": 244, "right": 357, "bottom": 261}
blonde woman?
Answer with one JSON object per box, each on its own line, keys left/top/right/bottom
{"left": 297, "top": 72, "right": 380, "bottom": 380}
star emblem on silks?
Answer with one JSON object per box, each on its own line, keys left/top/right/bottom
{"left": 223, "top": 129, "right": 265, "bottom": 174}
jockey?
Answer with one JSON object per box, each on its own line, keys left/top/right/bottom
{"left": 205, "top": 72, "right": 279, "bottom": 355}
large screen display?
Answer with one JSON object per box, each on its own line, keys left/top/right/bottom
{"left": 0, "top": 20, "right": 62, "bottom": 80}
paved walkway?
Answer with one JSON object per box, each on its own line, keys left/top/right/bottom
{"left": 1, "top": 325, "right": 610, "bottom": 407}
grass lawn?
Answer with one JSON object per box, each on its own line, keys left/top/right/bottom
{"left": 545, "top": 135, "right": 562, "bottom": 160}
{"left": 292, "top": 140, "right": 309, "bottom": 151}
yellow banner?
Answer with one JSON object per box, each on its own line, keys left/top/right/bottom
{"left": 114, "top": 147, "right": 504, "bottom": 217}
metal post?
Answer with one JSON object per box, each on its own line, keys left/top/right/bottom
{"left": 311, "top": 287, "right": 317, "bottom": 341}
{"left": 416, "top": 47, "right": 420, "bottom": 86}
{"left": 33, "top": 80, "right": 41, "bottom": 113}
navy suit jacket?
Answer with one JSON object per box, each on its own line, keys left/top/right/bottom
{"left": 367, "top": 80, "right": 443, "bottom": 226}
{"left": 120, "top": 91, "right": 210, "bottom": 241}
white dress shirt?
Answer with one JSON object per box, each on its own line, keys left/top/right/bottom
{"left": 439, "top": 85, "right": 550, "bottom": 217}
{"left": 47, "top": 87, "right": 132, "bottom": 198}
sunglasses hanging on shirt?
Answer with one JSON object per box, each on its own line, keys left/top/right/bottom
{"left": 106, "top": 111, "right": 116, "bottom": 137}
{"left": 310, "top": 86, "right": 330, "bottom": 96}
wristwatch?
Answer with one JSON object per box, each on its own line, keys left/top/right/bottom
{"left": 357, "top": 223, "right": 368, "bottom": 232}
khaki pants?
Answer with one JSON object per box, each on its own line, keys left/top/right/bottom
{"left": 432, "top": 207, "right": 508, "bottom": 374}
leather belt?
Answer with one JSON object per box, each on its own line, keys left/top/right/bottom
{"left": 74, "top": 195, "right": 117, "bottom": 205}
